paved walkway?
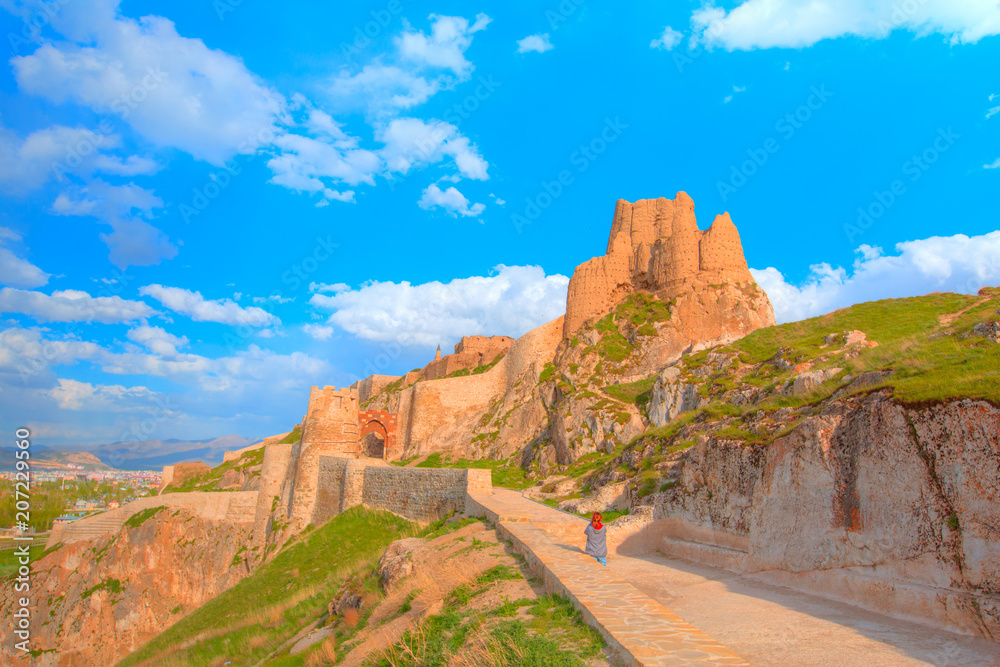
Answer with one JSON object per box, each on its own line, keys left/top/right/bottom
{"left": 468, "top": 489, "right": 1000, "bottom": 667}
{"left": 470, "top": 490, "right": 748, "bottom": 666}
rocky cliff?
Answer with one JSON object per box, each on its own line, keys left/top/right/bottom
{"left": 0, "top": 508, "right": 252, "bottom": 666}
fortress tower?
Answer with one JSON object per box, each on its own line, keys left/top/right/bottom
{"left": 563, "top": 192, "right": 765, "bottom": 337}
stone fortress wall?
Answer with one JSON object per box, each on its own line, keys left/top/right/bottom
{"left": 418, "top": 335, "right": 515, "bottom": 381}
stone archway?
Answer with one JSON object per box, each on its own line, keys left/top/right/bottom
{"left": 360, "top": 421, "right": 387, "bottom": 459}
{"left": 358, "top": 410, "right": 398, "bottom": 460}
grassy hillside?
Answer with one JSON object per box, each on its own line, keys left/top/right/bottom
{"left": 119, "top": 508, "right": 416, "bottom": 666}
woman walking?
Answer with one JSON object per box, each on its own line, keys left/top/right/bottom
{"left": 584, "top": 512, "right": 607, "bottom": 566}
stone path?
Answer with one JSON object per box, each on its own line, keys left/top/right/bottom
{"left": 468, "top": 489, "right": 1000, "bottom": 667}
{"left": 469, "top": 490, "right": 748, "bottom": 666}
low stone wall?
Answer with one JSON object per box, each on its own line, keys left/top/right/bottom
{"left": 310, "top": 457, "right": 492, "bottom": 525}
{"left": 47, "top": 491, "right": 258, "bottom": 548}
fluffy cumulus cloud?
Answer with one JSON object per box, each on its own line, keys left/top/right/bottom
{"left": 302, "top": 323, "right": 336, "bottom": 341}
{"left": 10, "top": 0, "right": 286, "bottom": 165}
{"left": 0, "top": 227, "right": 49, "bottom": 288}
{"left": 517, "top": 33, "right": 554, "bottom": 54}
{"left": 0, "top": 122, "right": 156, "bottom": 194}
{"left": 690, "top": 0, "right": 1000, "bottom": 50}
{"left": 650, "top": 26, "right": 684, "bottom": 50}
{"left": 751, "top": 231, "right": 1000, "bottom": 323}
{"left": 267, "top": 111, "right": 381, "bottom": 205}
{"left": 139, "top": 285, "right": 280, "bottom": 327}
{"left": 126, "top": 324, "right": 189, "bottom": 356}
{"left": 378, "top": 117, "right": 488, "bottom": 181}
{"left": 418, "top": 183, "right": 485, "bottom": 217}
{"left": 0, "top": 287, "right": 158, "bottom": 323}
{"left": 328, "top": 13, "right": 491, "bottom": 116}
{"left": 309, "top": 264, "right": 569, "bottom": 347}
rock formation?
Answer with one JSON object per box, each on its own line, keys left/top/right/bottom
{"left": 563, "top": 192, "right": 773, "bottom": 337}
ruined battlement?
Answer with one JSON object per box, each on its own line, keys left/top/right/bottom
{"left": 418, "top": 334, "right": 514, "bottom": 381}
{"left": 563, "top": 192, "right": 764, "bottom": 336}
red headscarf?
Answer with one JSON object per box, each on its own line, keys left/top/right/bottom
{"left": 591, "top": 512, "right": 603, "bottom": 531}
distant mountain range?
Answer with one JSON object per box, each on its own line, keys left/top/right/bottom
{"left": 0, "top": 435, "right": 261, "bottom": 473}
{"left": 66, "top": 435, "right": 260, "bottom": 470}
{"left": 0, "top": 445, "right": 112, "bottom": 472}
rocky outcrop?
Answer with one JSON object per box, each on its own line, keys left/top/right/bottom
{"left": 0, "top": 508, "right": 252, "bottom": 666}
{"left": 648, "top": 367, "right": 703, "bottom": 427}
{"left": 635, "top": 393, "right": 1000, "bottom": 639}
{"left": 563, "top": 193, "right": 774, "bottom": 337}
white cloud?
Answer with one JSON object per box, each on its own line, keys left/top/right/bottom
{"left": 252, "top": 295, "right": 294, "bottom": 304}
{"left": 751, "top": 232, "right": 1000, "bottom": 323}
{"left": 418, "top": 183, "right": 485, "bottom": 218}
{"left": 378, "top": 117, "right": 488, "bottom": 181}
{"left": 650, "top": 26, "right": 683, "bottom": 50}
{"left": 302, "top": 323, "right": 336, "bottom": 341}
{"left": 396, "top": 13, "right": 491, "bottom": 76}
{"left": 327, "top": 64, "right": 441, "bottom": 115}
{"left": 724, "top": 85, "right": 747, "bottom": 104}
{"left": 985, "top": 158, "right": 1000, "bottom": 169}
{"left": 47, "top": 378, "right": 160, "bottom": 412}
{"left": 517, "top": 33, "right": 554, "bottom": 54}
{"left": 0, "top": 227, "right": 49, "bottom": 288}
{"left": 126, "top": 324, "right": 188, "bottom": 356}
{"left": 0, "top": 287, "right": 158, "bottom": 323}
{"left": 0, "top": 123, "right": 154, "bottom": 194}
{"left": 309, "top": 264, "right": 569, "bottom": 346}
{"left": 309, "top": 282, "right": 350, "bottom": 294}
{"left": 328, "top": 13, "right": 490, "bottom": 117}
{"left": 690, "top": 0, "right": 1000, "bottom": 50}
{"left": 490, "top": 193, "right": 506, "bottom": 206}
{"left": 139, "top": 285, "right": 280, "bottom": 327}
{"left": 267, "top": 131, "right": 379, "bottom": 203}
{"left": 987, "top": 106, "right": 1000, "bottom": 119}
{"left": 51, "top": 180, "right": 175, "bottom": 268}
{"left": 11, "top": 1, "right": 286, "bottom": 165}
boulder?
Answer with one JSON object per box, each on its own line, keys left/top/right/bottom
{"left": 377, "top": 538, "right": 424, "bottom": 591}
{"left": 784, "top": 368, "right": 842, "bottom": 396}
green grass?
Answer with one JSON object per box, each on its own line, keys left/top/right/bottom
{"left": 81, "top": 578, "right": 121, "bottom": 600}
{"left": 275, "top": 425, "right": 301, "bottom": 445}
{"left": 123, "top": 506, "right": 165, "bottom": 529}
{"left": 162, "top": 447, "right": 266, "bottom": 494}
{"left": 119, "top": 507, "right": 415, "bottom": 667}
{"left": 603, "top": 374, "right": 657, "bottom": 410}
{"left": 0, "top": 544, "right": 44, "bottom": 577}
{"left": 416, "top": 453, "right": 532, "bottom": 489}
{"left": 727, "top": 293, "right": 1000, "bottom": 404}
{"left": 539, "top": 362, "right": 557, "bottom": 383}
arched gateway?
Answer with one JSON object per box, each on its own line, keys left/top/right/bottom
{"left": 358, "top": 410, "right": 398, "bottom": 460}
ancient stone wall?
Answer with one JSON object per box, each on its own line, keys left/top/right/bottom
{"left": 48, "top": 491, "right": 258, "bottom": 547}
{"left": 307, "top": 457, "right": 493, "bottom": 525}
{"left": 418, "top": 334, "right": 514, "bottom": 381}
{"left": 352, "top": 374, "right": 402, "bottom": 405}
{"left": 563, "top": 192, "right": 769, "bottom": 337}
{"left": 252, "top": 442, "right": 293, "bottom": 547}
{"left": 392, "top": 317, "right": 564, "bottom": 457}
{"left": 292, "top": 386, "right": 360, "bottom": 524}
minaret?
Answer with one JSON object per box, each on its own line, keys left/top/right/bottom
{"left": 434, "top": 344, "right": 442, "bottom": 361}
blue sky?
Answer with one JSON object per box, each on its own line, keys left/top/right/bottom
{"left": 0, "top": 0, "right": 998, "bottom": 447}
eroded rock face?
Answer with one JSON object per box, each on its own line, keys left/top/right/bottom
{"left": 650, "top": 393, "right": 1000, "bottom": 639}
{"left": 0, "top": 509, "right": 252, "bottom": 666}
{"left": 648, "top": 367, "right": 703, "bottom": 427}
{"left": 378, "top": 538, "right": 425, "bottom": 591}
{"left": 563, "top": 193, "right": 775, "bottom": 338}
